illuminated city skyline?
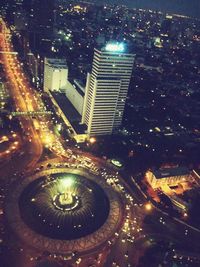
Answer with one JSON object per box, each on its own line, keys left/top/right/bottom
{"left": 0, "top": 1, "right": 200, "bottom": 267}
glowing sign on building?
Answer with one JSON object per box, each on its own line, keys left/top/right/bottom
{"left": 105, "top": 42, "right": 125, "bottom": 52}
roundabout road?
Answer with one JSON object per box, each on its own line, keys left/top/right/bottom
{"left": 5, "top": 167, "right": 125, "bottom": 256}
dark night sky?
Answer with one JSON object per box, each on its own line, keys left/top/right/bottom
{"left": 93, "top": 0, "right": 200, "bottom": 18}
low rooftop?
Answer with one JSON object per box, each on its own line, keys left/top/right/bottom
{"left": 51, "top": 91, "right": 86, "bottom": 134}
{"left": 153, "top": 167, "right": 190, "bottom": 179}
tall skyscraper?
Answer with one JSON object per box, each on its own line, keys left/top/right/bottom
{"left": 82, "top": 42, "right": 135, "bottom": 136}
{"left": 28, "top": 0, "right": 55, "bottom": 53}
{"left": 30, "top": 0, "right": 55, "bottom": 31}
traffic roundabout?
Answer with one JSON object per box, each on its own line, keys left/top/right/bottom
{"left": 5, "top": 167, "right": 124, "bottom": 255}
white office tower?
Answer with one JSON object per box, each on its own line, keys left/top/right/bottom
{"left": 43, "top": 58, "right": 68, "bottom": 92}
{"left": 82, "top": 43, "right": 135, "bottom": 136}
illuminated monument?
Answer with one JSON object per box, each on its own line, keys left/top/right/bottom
{"left": 82, "top": 42, "right": 135, "bottom": 136}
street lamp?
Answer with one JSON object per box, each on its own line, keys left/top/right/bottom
{"left": 89, "top": 137, "right": 96, "bottom": 144}
{"left": 145, "top": 202, "right": 152, "bottom": 211}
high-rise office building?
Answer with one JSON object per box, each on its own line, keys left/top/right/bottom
{"left": 28, "top": 0, "right": 55, "bottom": 52}
{"left": 82, "top": 42, "right": 135, "bottom": 136}
{"left": 30, "top": 0, "right": 55, "bottom": 31}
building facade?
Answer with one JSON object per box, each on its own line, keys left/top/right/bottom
{"left": 43, "top": 58, "right": 68, "bottom": 92}
{"left": 65, "top": 80, "right": 84, "bottom": 116}
{"left": 81, "top": 43, "right": 135, "bottom": 136}
{"left": 146, "top": 167, "right": 191, "bottom": 189}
